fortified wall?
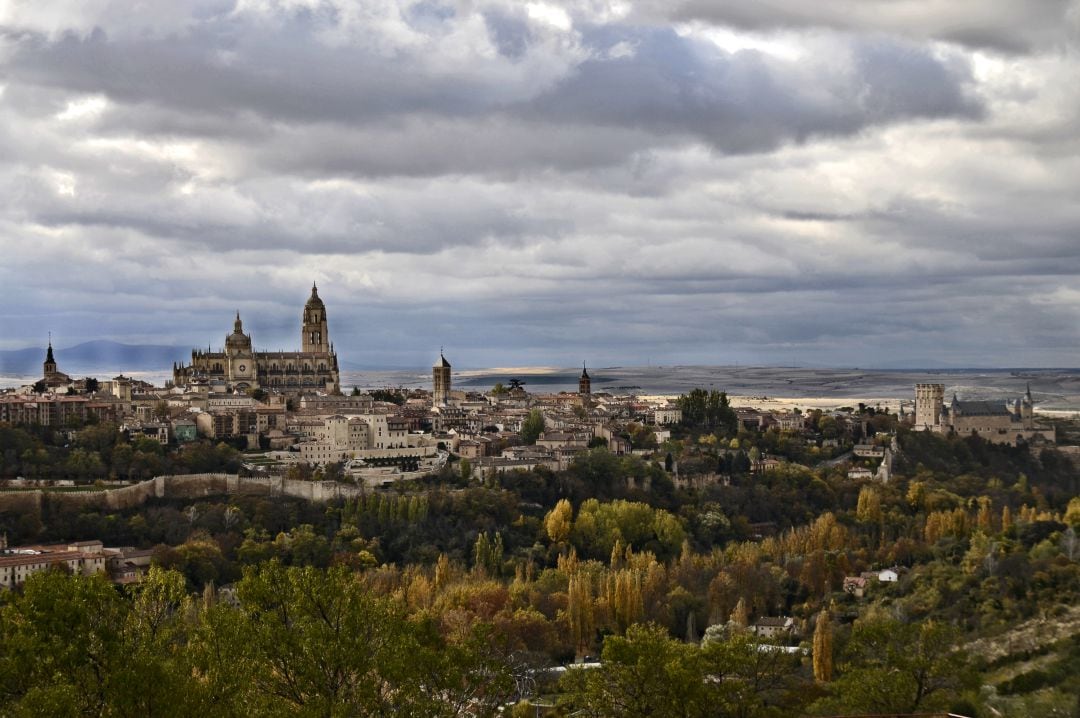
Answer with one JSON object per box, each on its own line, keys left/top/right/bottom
{"left": 0, "top": 473, "right": 375, "bottom": 514}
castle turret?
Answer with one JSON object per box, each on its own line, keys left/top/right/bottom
{"left": 1021, "top": 383, "right": 1034, "bottom": 426}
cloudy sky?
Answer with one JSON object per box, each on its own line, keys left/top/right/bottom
{"left": 1, "top": 0, "right": 1079, "bottom": 369}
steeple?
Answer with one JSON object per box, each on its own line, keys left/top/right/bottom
{"left": 234, "top": 311, "right": 243, "bottom": 334}
{"left": 578, "top": 361, "right": 591, "bottom": 396}
{"left": 44, "top": 336, "right": 57, "bottom": 376}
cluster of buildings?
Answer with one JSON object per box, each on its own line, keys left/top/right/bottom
{"left": 0, "top": 287, "right": 691, "bottom": 483}
{"left": 2, "top": 286, "right": 1063, "bottom": 488}
{"left": 0, "top": 535, "right": 152, "bottom": 589}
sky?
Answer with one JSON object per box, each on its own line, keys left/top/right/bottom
{"left": 1, "top": 0, "right": 1079, "bottom": 369}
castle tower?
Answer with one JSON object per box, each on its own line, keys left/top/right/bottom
{"left": 579, "top": 363, "right": 591, "bottom": 395}
{"left": 43, "top": 339, "right": 57, "bottom": 376}
{"left": 1021, "top": 383, "right": 1034, "bottom": 426}
{"left": 914, "top": 383, "right": 944, "bottom": 429}
{"left": 433, "top": 351, "right": 451, "bottom": 406}
{"left": 302, "top": 282, "right": 330, "bottom": 353}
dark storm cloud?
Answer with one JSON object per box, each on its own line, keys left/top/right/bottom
{"left": 4, "top": 17, "right": 981, "bottom": 171}
{"left": 0, "top": 1, "right": 1078, "bottom": 367}
{"left": 528, "top": 27, "right": 980, "bottom": 154}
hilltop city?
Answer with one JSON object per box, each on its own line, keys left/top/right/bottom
{"left": 0, "top": 286, "right": 1077, "bottom": 716}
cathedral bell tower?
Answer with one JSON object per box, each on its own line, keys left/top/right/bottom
{"left": 302, "top": 282, "right": 330, "bottom": 354}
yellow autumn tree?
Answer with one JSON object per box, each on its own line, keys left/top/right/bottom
{"left": 544, "top": 499, "right": 573, "bottom": 544}
{"left": 813, "top": 607, "right": 834, "bottom": 682}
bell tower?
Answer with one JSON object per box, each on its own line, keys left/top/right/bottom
{"left": 43, "top": 337, "right": 57, "bottom": 376}
{"left": 579, "top": 363, "right": 591, "bottom": 396}
{"left": 433, "top": 350, "right": 451, "bottom": 406}
{"left": 302, "top": 282, "right": 330, "bottom": 353}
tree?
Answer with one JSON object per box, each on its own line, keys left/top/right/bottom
{"left": 856, "top": 485, "right": 882, "bottom": 524}
{"left": 520, "top": 410, "right": 545, "bottom": 445}
{"left": 566, "top": 572, "right": 595, "bottom": 659}
{"left": 459, "top": 457, "right": 472, "bottom": 482}
{"left": 560, "top": 623, "right": 708, "bottom": 717}
{"left": 0, "top": 570, "right": 128, "bottom": 714}
{"left": 207, "top": 562, "right": 512, "bottom": 716}
{"left": 544, "top": 499, "right": 573, "bottom": 544}
{"left": 817, "top": 617, "right": 976, "bottom": 714}
{"left": 812, "top": 607, "right": 833, "bottom": 682}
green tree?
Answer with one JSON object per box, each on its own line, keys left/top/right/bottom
{"left": 520, "top": 410, "right": 545, "bottom": 445}
{"left": 817, "top": 617, "right": 976, "bottom": 714}
{"left": 560, "top": 623, "right": 708, "bottom": 717}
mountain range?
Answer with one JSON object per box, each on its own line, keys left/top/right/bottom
{"left": 0, "top": 341, "right": 188, "bottom": 376}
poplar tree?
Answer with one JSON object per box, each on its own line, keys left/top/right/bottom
{"left": 813, "top": 607, "right": 834, "bottom": 682}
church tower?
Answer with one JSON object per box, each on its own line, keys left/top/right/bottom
{"left": 43, "top": 340, "right": 57, "bottom": 377}
{"left": 433, "top": 351, "right": 451, "bottom": 406}
{"left": 302, "top": 283, "right": 330, "bottom": 353}
{"left": 579, "top": 363, "right": 591, "bottom": 395}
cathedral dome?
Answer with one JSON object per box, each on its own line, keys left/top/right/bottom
{"left": 305, "top": 282, "right": 325, "bottom": 308}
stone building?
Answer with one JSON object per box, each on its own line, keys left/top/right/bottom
{"left": 172, "top": 284, "right": 340, "bottom": 393}
{"left": 912, "top": 384, "right": 1053, "bottom": 446}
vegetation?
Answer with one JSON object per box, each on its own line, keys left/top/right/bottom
{"left": 1, "top": 403, "right": 1079, "bottom": 714}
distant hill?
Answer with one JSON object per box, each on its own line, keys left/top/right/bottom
{"left": 0, "top": 341, "right": 188, "bottom": 375}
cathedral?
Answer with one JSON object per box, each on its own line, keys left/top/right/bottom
{"left": 172, "top": 284, "right": 340, "bottom": 394}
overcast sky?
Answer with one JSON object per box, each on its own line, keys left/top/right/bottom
{"left": 1, "top": 1, "right": 1078, "bottom": 369}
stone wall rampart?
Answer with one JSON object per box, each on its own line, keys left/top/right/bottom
{"left": 0, "top": 473, "right": 384, "bottom": 514}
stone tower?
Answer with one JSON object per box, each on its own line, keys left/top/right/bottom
{"left": 43, "top": 340, "right": 57, "bottom": 376}
{"left": 433, "top": 351, "right": 451, "bottom": 406}
{"left": 302, "top": 283, "right": 330, "bottom": 354}
{"left": 225, "top": 313, "right": 255, "bottom": 384}
{"left": 914, "top": 383, "right": 945, "bottom": 429}
{"left": 578, "top": 363, "right": 591, "bottom": 395}
{"left": 1021, "top": 383, "right": 1034, "bottom": 426}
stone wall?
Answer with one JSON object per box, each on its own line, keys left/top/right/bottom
{"left": 0, "top": 473, "right": 380, "bottom": 514}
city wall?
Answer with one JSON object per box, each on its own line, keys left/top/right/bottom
{"left": 0, "top": 473, "right": 377, "bottom": 514}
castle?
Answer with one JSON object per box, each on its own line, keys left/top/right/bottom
{"left": 913, "top": 383, "right": 1054, "bottom": 446}
{"left": 172, "top": 284, "right": 340, "bottom": 394}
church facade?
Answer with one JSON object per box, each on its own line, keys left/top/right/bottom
{"left": 172, "top": 284, "right": 340, "bottom": 394}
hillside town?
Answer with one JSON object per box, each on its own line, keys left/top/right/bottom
{"left": 1, "top": 293, "right": 1077, "bottom": 716}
